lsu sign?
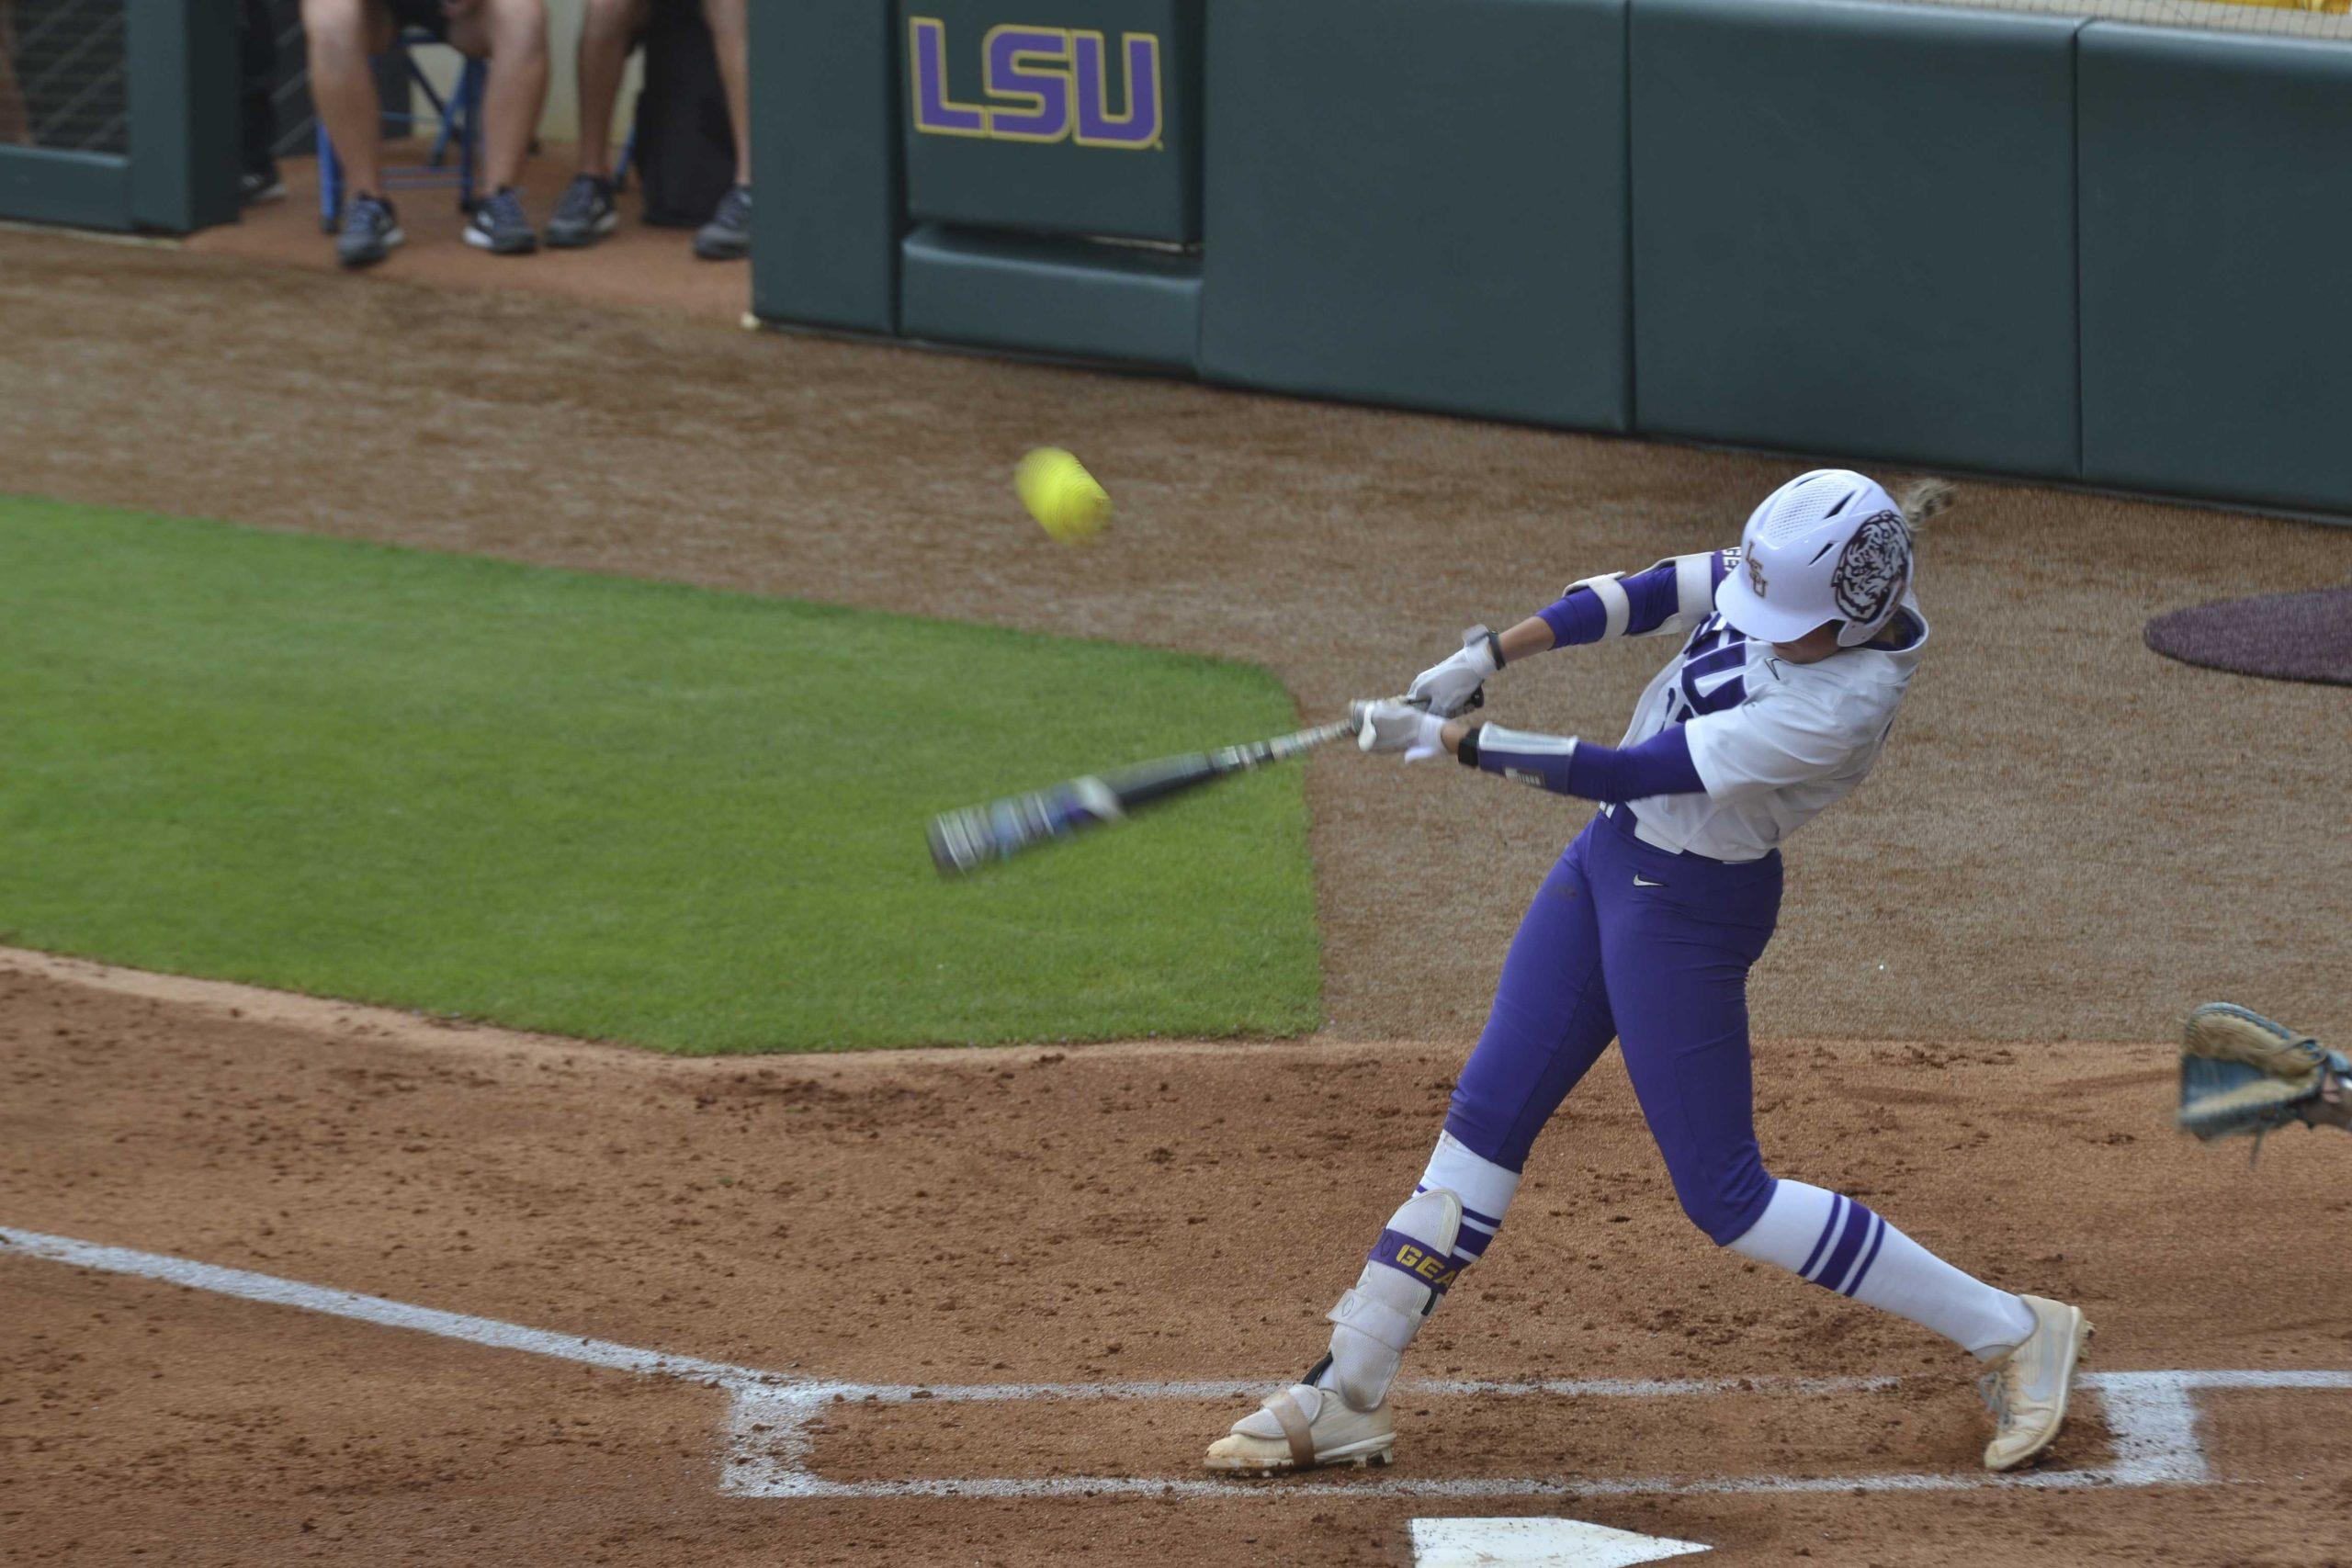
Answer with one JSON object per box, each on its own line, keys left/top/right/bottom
{"left": 909, "top": 17, "right": 1163, "bottom": 149}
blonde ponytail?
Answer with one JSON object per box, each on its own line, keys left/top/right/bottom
{"left": 1897, "top": 477, "right": 1955, "bottom": 531}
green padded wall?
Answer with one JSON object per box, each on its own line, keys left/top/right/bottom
{"left": 127, "top": 0, "right": 243, "bottom": 232}
{"left": 899, "top": 225, "right": 1201, "bottom": 369}
{"left": 1630, "top": 0, "right": 2081, "bottom": 477}
{"left": 0, "top": 147, "right": 132, "bottom": 231}
{"left": 749, "top": 0, "right": 900, "bottom": 333}
{"left": 2080, "top": 25, "right": 2352, "bottom": 513}
{"left": 899, "top": 0, "right": 1201, "bottom": 243}
{"left": 1199, "top": 0, "right": 1631, "bottom": 430}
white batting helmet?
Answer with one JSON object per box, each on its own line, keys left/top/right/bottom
{"left": 1714, "top": 469, "right": 1915, "bottom": 648}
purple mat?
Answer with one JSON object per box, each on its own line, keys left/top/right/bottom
{"left": 2144, "top": 585, "right": 2352, "bottom": 687}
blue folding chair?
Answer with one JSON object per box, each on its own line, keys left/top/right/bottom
{"left": 317, "top": 29, "right": 485, "bottom": 233}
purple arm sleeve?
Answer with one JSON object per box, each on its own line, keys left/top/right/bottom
{"left": 1534, "top": 558, "right": 1690, "bottom": 646}
{"left": 1473, "top": 726, "right": 1706, "bottom": 803}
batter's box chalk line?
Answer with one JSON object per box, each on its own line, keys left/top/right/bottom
{"left": 7, "top": 1224, "right": 2347, "bottom": 1503}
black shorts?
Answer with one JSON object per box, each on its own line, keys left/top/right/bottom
{"left": 379, "top": 0, "right": 450, "bottom": 40}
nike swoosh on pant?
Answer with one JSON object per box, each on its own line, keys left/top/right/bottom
{"left": 1634, "top": 875, "right": 1665, "bottom": 887}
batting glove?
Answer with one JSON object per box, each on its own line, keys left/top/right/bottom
{"left": 1350, "top": 697, "right": 1447, "bottom": 761}
{"left": 1406, "top": 626, "right": 1502, "bottom": 718}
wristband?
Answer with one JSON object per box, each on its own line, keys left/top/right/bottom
{"left": 1456, "top": 723, "right": 1484, "bottom": 768}
{"left": 1414, "top": 710, "right": 1449, "bottom": 757}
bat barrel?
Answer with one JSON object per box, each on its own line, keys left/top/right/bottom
{"left": 926, "top": 719, "right": 1346, "bottom": 877}
{"left": 926, "top": 776, "right": 1128, "bottom": 876}
{"left": 927, "top": 811, "right": 989, "bottom": 875}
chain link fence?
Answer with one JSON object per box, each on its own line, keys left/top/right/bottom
{"left": 1897, "top": 0, "right": 2351, "bottom": 39}
{"left": 0, "top": 0, "right": 130, "bottom": 155}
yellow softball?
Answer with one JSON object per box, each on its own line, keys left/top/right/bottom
{"left": 1015, "top": 447, "right": 1111, "bottom": 545}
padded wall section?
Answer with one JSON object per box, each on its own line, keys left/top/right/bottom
{"left": 900, "top": 0, "right": 1200, "bottom": 242}
{"left": 2080, "top": 26, "right": 2352, "bottom": 513}
{"left": 1631, "top": 0, "right": 2080, "bottom": 476}
{"left": 1200, "top": 0, "right": 1630, "bottom": 430}
{"left": 0, "top": 147, "right": 132, "bottom": 231}
{"left": 749, "top": 0, "right": 899, "bottom": 333}
{"left": 127, "top": 0, "right": 243, "bottom": 232}
{"left": 899, "top": 225, "right": 1202, "bottom": 370}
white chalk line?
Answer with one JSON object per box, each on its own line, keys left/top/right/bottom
{"left": 0, "top": 1224, "right": 775, "bottom": 1389}
{"left": 8, "top": 1224, "right": 2348, "bottom": 1505}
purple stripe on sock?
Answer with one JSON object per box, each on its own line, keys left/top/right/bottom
{"left": 1798, "top": 1195, "right": 1846, "bottom": 1281}
{"left": 1814, "top": 1201, "right": 1876, "bottom": 1292}
{"left": 1452, "top": 1225, "right": 1494, "bottom": 1260}
{"left": 1839, "top": 1216, "right": 1888, "bottom": 1298}
{"left": 1367, "top": 1226, "right": 1461, "bottom": 1296}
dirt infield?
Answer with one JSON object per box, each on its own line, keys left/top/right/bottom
{"left": 4, "top": 228, "right": 2351, "bottom": 1564}
{"left": 1, "top": 228, "right": 2346, "bottom": 1050}
{"left": 6, "top": 951, "right": 2351, "bottom": 1564}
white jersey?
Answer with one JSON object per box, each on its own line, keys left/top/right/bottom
{"left": 1617, "top": 590, "right": 1928, "bottom": 864}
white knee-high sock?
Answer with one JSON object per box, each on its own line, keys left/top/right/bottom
{"left": 1419, "top": 1131, "right": 1521, "bottom": 1276}
{"left": 1727, "top": 1179, "right": 2036, "bottom": 1359}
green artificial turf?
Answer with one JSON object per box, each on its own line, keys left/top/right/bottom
{"left": 0, "top": 498, "right": 1321, "bottom": 1050}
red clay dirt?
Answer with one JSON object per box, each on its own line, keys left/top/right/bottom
{"left": 5, "top": 951, "right": 2351, "bottom": 1565}
{"left": 3, "top": 227, "right": 2351, "bottom": 1564}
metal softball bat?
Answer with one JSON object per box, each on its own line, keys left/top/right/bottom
{"left": 926, "top": 718, "right": 1353, "bottom": 876}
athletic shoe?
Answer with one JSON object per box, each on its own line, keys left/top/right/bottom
{"left": 1204, "top": 1376, "right": 1394, "bottom": 1473}
{"left": 242, "top": 166, "right": 287, "bottom": 207}
{"left": 464, "top": 186, "right": 539, "bottom": 255}
{"left": 544, "top": 174, "right": 618, "bottom": 249}
{"left": 1979, "top": 1294, "right": 2092, "bottom": 1472}
{"left": 693, "top": 182, "right": 752, "bottom": 261}
{"left": 334, "top": 194, "right": 403, "bottom": 269}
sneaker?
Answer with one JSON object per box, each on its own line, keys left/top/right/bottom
{"left": 544, "top": 174, "right": 618, "bottom": 249}
{"left": 464, "top": 186, "right": 539, "bottom": 255}
{"left": 693, "top": 182, "right": 752, "bottom": 261}
{"left": 334, "top": 193, "right": 403, "bottom": 269}
{"left": 242, "top": 166, "right": 287, "bottom": 207}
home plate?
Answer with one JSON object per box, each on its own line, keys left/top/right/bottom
{"left": 1410, "top": 1516, "right": 1710, "bottom": 1567}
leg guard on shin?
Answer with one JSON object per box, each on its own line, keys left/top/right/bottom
{"left": 1322, "top": 1189, "right": 1464, "bottom": 1410}
{"left": 1204, "top": 1190, "right": 1464, "bottom": 1473}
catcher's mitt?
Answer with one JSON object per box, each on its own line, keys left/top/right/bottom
{"left": 2177, "top": 1002, "right": 2349, "bottom": 1145}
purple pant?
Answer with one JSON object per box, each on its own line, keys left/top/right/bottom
{"left": 1444, "top": 807, "right": 1783, "bottom": 1245}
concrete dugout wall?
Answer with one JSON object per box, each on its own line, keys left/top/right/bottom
{"left": 747, "top": 0, "right": 2352, "bottom": 518}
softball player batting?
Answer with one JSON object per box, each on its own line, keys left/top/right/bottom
{"left": 1207, "top": 470, "right": 2091, "bottom": 1476}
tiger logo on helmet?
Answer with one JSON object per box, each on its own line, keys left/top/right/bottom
{"left": 1830, "top": 511, "right": 1911, "bottom": 627}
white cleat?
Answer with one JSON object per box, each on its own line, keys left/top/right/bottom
{"left": 1208, "top": 1188, "right": 1461, "bottom": 1476}
{"left": 1203, "top": 1381, "right": 1395, "bottom": 1474}
{"left": 1979, "top": 1294, "right": 2093, "bottom": 1472}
